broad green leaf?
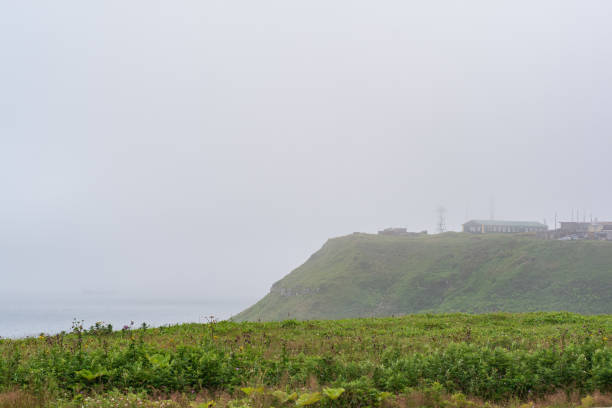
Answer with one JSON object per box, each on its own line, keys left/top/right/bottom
{"left": 192, "top": 402, "right": 216, "bottom": 408}
{"left": 146, "top": 353, "right": 171, "bottom": 368}
{"left": 75, "top": 369, "right": 96, "bottom": 381}
{"left": 272, "top": 390, "right": 289, "bottom": 402}
{"left": 323, "top": 387, "right": 345, "bottom": 400}
{"left": 75, "top": 368, "right": 107, "bottom": 382}
{"left": 241, "top": 386, "right": 264, "bottom": 396}
{"left": 295, "top": 392, "right": 321, "bottom": 406}
{"left": 378, "top": 391, "right": 392, "bottom": 401}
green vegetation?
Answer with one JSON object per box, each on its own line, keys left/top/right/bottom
{"left": 2, "top": 234, "right": 612, "bottom": 406}
{"left": 236, "top": 233, "right": 612, "bottom": 321}
{"left": 1, "top": 313, "right": 611, "bottom": 407}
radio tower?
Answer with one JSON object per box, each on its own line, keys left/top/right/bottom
{"left": 437, "top": 206, "right": 447, "bottom": 234}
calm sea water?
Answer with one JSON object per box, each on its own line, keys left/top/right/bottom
{"left": 0, "top": 295, "right": 254, "bottom": 338}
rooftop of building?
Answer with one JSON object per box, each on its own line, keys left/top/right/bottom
{"left": 464, "top": 220, "right": 547, "bottom": 227}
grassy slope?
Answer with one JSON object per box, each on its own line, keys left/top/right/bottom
{"left": 235, "top": 232, "right": 612, "bottom": 321}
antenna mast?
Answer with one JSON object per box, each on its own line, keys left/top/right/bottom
{"left": 437, "top": 206, "right": 447, "bottom": 234}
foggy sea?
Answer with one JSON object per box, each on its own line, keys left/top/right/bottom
{"left": 0, "top": 294, "right": 253, "bottom": 339}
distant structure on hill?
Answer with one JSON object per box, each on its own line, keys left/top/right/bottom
{"left": 463, "top": 220, "right": 548, "bottom": 234}
{"left": 378, "top": 227, "right": 427, "bottom": 236}
{"left": 559, "top": 222, "right": 591, "bottom": 234}
{"left": 603, "top": 225, "right": 612, "bottom": 241}
{"left": 555, "top": 221, "right": 612, "bottom": 240}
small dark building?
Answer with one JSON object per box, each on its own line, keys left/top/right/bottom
{"left": 463, "top": 220, "right": 548, "bottom": 234}
{"left": 378, "top": 227, "right": 427, "bottom": 236}
{"left": 378, "top": 227, "right": 408, "bottom": 235}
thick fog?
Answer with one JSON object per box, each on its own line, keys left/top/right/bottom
{"left": 2, "top": 1, "right": 612, "bottom": 301}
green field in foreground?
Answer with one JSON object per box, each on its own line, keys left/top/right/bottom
{"left": 0, "top": 313, "right": 611, "bottom": 407}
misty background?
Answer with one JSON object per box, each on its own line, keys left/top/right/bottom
{"left": 1, "top": 1, "right": 612, "bottom": 306}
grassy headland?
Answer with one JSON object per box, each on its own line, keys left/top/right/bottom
{"left": 236, "top": 233, "right": 612, "bottom": 321}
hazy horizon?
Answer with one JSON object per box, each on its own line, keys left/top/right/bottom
{"left": 2, "top": 1, "right": 612, "bottom": 302}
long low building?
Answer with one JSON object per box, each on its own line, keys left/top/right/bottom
{"left": 463, "top": 220, "right": 548, "bottom": 234}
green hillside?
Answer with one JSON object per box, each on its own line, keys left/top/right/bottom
{"left": 235, "top": 232, "right": 612, "bottom": 321}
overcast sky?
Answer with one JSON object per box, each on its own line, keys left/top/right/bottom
{"left": 2, "top": 1, "right": 611, "bottom": 301}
